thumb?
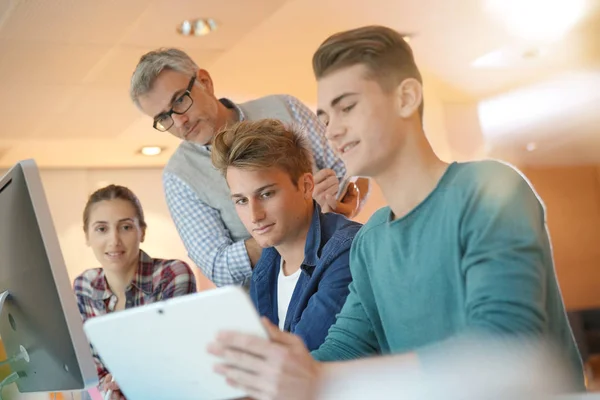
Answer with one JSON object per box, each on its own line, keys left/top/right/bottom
{"left": 262, "top": 316, "right": 281, "bottom": 338}
{"left": 261, "top": 317, "right": 297, "bottom": 345}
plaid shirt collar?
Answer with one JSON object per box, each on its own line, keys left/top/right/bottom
{"left": 89, "top": 250, "right": 154, "bottom": 300}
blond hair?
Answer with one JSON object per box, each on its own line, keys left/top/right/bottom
{"left": 312, "top": 25, "right": 424, "bottom": 120}
{"left": 211, "top": 119, "right": 313, "bottom": 184}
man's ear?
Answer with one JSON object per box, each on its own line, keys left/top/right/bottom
{"left": 196, "top": 68, "right": 215, "bottom": 95}
{"left": 394, "top": 78, "right": 423, "bottom": 119}
{"left": 302, "top": 173, "right": 315, "bottom": 199}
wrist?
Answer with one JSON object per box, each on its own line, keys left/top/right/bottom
{"left": 311, "top": 360, "right": 325, "bottom": 399}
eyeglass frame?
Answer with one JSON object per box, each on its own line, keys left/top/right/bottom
{"left": 152, "top": 76, "right": 196, "bottom": 132}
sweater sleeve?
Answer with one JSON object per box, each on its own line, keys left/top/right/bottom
{"left": 418, "top": 162, "right": 550, "bottom": 362}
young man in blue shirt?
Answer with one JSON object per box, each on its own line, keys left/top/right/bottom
{"left": 210, "top": 118, "right": 361, "bottom": 350}
{"left": 208, "top": 25, "right": 584, "bottom": 399}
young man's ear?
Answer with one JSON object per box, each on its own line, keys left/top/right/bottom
{"left": 394, "top": 78, "right": 423, "bottom": 119}
{"left": 302, "top": 173, "right": 315, "bottom": 199}
{"left": 140, "top": 227, "right": 146, "bottom": 243}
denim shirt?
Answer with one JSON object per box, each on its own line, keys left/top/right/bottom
{"left": 249, "top": 203, "right": 362, "bottom": 351}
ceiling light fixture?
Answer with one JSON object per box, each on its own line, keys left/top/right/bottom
{"left": 485, "top": 0, "right": 587, "bottom": 42}
{"left": 526, "top": 142, "right": 537, "bottom": 152}
{"left": 140, "top": 146, "right": 163, "bottom": 156}
{"left": 177, "top": 18, "right": 218, "bottom": 37}
{"left": 472, "top": 49, "right": 508, "bottom": 68}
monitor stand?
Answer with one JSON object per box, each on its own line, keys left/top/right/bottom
{"left": 0, "top": 291, "right": 30, "bottom": 399}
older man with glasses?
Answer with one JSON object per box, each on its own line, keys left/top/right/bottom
{"left": 129, "top": 48, "right": 369, "bottom": 288}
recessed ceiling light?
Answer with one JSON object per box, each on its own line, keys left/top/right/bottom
{"left": 472, "top": 49, "right": 508, "bottom": 68}
{"left": 526, "top": 142, "right": 537, "bottom": 152}
{"left": 140, "top": 146, "right": 163, "bottom": 156}
{"left": 177, "top": 18, "right": 218, "bottom": 37}
{"left": 522, "top": 47, "right": 543, "bottom": 59}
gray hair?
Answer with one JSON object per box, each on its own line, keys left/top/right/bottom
{"left": 129, "top": 48, "right": 199, "bottom": 106}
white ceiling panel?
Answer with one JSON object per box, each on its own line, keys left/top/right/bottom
{"left": 33, "top": 86, "right": 141, "bottom": 139}
{"left": 0, "top": 40, "right": 112, "bottom": 84}
{"left": 0, "top": 111, "right": 51, "bottom": 139}
{"left": 0, "top": 0, "right": 153, "bottom": 45}
{"left": 0, "top": 83, "right": 78, "bottom": 115}
{"left": 0, "top": 83, "right": 78, "bottom": 139}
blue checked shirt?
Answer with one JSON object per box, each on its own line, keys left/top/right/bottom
{"left": 163, "top": 95, "right": 346, "bottom": 287}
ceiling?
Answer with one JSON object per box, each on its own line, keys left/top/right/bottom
{"left": 0, "top": 0, "right": 599, "bottom": 169}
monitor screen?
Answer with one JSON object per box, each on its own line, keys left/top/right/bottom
{"left": 0, "top": 159, "right": 97, "bottom": 393}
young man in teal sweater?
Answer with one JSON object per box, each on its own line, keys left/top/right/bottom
{"left": 208, "top": 25, "right": 584, "bottom": 399}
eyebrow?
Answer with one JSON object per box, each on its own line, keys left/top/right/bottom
{"left": 153, "top": 89, "right": 186, "bottom": 120}
{"left": 92, "top": 218, "right": 135, "bottom": 225}
{"left": 316, "top": 92, "right": 359, "bottom": 117}
{"left": 231, "top": 183, "right": 277, "bottom": 199}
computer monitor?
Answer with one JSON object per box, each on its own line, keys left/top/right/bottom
{"left": 0, "top": 159, "right": 97, "bottom": 393}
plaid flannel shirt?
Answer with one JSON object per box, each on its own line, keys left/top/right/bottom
{"left": 73, "top": 250, "right": 196, "bottom": 394}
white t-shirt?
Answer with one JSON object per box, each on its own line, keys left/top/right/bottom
{"left": 277, "top": 257, "right": 302, "bottom": 330}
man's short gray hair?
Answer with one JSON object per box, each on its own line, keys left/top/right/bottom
{"left": 129, "top": 48, "right": 199, "bottom": 106}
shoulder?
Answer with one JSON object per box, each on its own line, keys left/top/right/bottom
{"left": 238, "top": 94, "right": 297, "bottom": 124}
{"left": 317, "top": 213, "right": 362, "bottom": 260}
{"left": 152, "top": 258, "right": 195, "bottom": 280}
{"left": 321, "top": 212, "right": 362, "bottom": 242}
{"left": 341, "top": 207, "right": 391, "bottom": 260}
{"left": 450, "top": 160, "right": 543, "bottom": 212}
{"left": 165, "top": 141, "right": 193, "bottom": 169}
{"left": 450, "top": 160, "right": 531, "bottom": 192}
{"left": 73, "top": 268, "right": 103, "bottom": 298}
{"left": 452, "top": 159, "right": 522, "bottom": 179}
{"left": 241, "top": 94, "right": 292, "bottom": 111}
{"left": 248, "top": 94, "right": 314, "bottom": 118}
{"left": 244, "top": 94, "right": 299, "bottom": 106}
{"left": 252, "top": 247, "right": 280, "bottom": 275}
{"left": 356, "top": 207, "right": 391, "bottom": 239}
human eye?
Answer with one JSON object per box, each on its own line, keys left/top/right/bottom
{"left": 235, "top": 198, "right": 248, "bottom": 205}
{"left": 174, "top": 94, "right": 186, "bottom": 105}
{"left": 342, "top": 103, "right": 356, "bottom": 113}
{"left": 260, "top": 190, "right": 274, "bottom": 199}
{"left": 155, "top": 114, "right": 170, "bottom": 124}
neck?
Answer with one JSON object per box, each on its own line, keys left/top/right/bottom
{"left": 375, "top": 126, "right": 449, "bottom": 220}
{"left": 103, "top": 258, "right": 139, "bottom": 297}
{"left": 276, "top": 202, "right": 314, "bottom": 275}
{"left": 217, "top": 101, "right": 239, "bottom": 130}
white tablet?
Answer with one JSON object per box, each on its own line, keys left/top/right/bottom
{"left": 83, "top": 286, "right": 267, "bottom": 400}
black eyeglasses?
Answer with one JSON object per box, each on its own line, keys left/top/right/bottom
{"left": 153, "top": 76, "right": 195, "bottom": 132}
